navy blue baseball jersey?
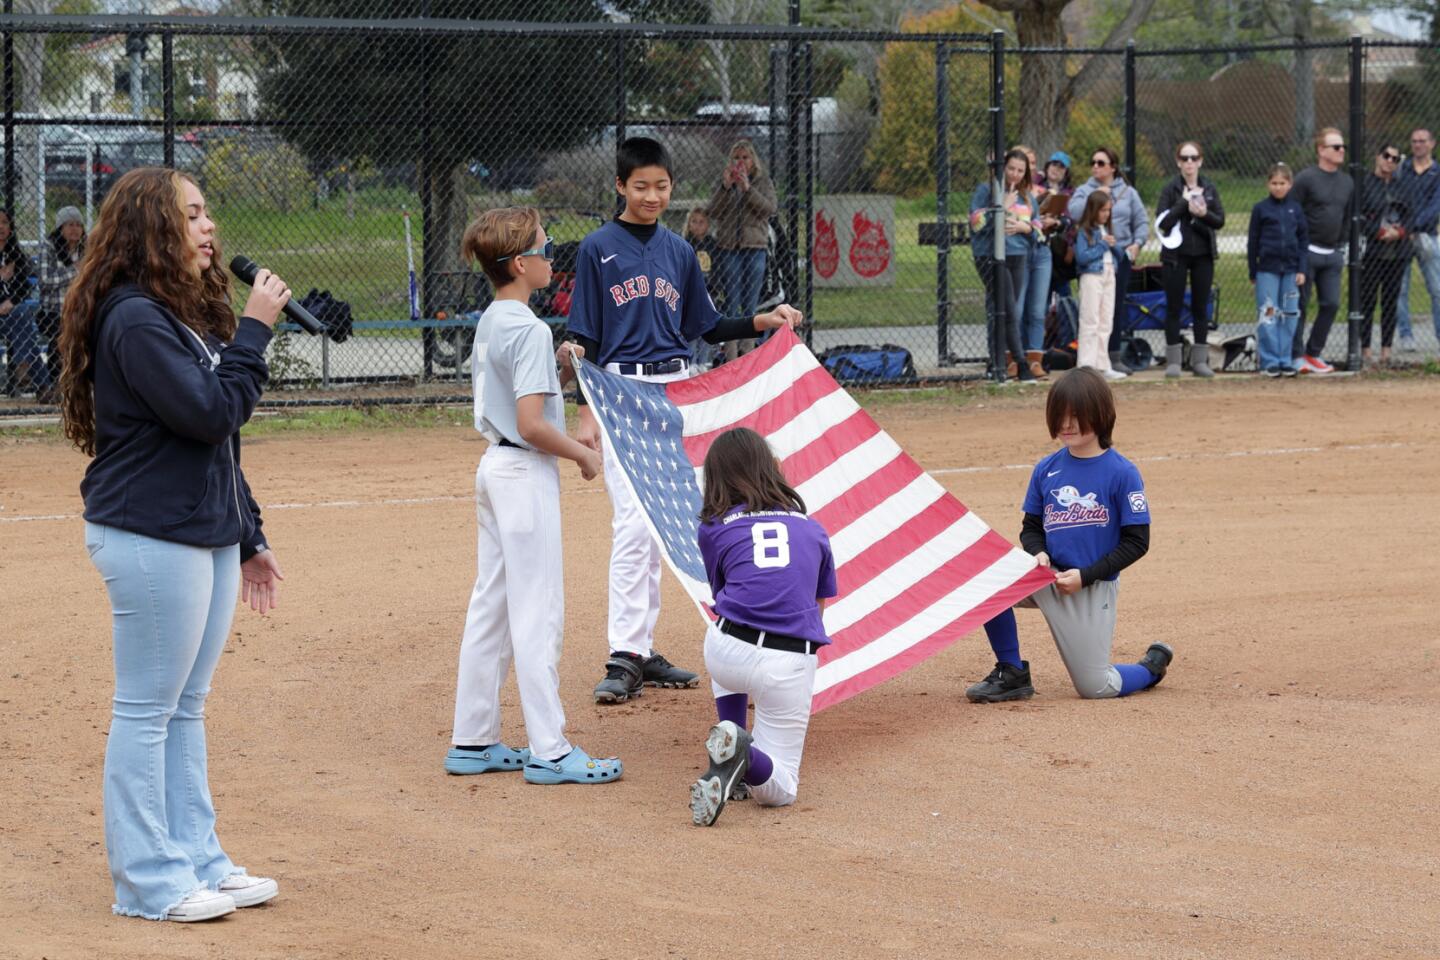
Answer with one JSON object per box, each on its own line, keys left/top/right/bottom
{"left": 1022, "top": 447, "right": 1150, "bottom": 579}
{"left": 566, "top": 221, "right": 723, "bottom": 366}
{"left": 698, "top": 507, "right": 838, "bottom": 646}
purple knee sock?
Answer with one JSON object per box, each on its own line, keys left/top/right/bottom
{"left": 745, "top": 745, "right": 774, "bottom": 786}
{"left": 715, "top": 694, "right": 748, "bottom": 727}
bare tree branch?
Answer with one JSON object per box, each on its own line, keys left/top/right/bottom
{"left": 1062, "top": 0, "right": 1160, "bottom": 104}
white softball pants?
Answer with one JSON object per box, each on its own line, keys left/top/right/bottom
{"left": 704, "top": 626, "right": 816, "bottom": 807}
{"left": 601, "top": 364, "right": 690, "bottom": 658}
{"left": 452, "top": 445, "right": 571, "bottom": 761}
{"left": 1077, "top": 262, "right": 1117, "bottom": 372}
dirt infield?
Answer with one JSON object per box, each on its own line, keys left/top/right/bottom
{"left": 2, "top": 376, "right": 1438, "bottom": 960}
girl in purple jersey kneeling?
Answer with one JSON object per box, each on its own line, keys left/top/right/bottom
{"left": 691, "top": 428, "right": 838, "bottom": 826}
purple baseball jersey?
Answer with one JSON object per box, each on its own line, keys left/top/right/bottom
{"left": 698, "top": 507, "right": 838, "bottom": 645}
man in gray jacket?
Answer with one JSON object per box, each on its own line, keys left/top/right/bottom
{"left": 1069, "top": 147, "right": 1150, "bottom": 372}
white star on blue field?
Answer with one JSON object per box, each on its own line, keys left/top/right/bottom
{"left": 581, "top": 364, "right": 707, "bottom": 583}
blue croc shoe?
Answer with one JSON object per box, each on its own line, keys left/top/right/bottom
{"left": 522, "top": 747, "right": 623, "bottom": 785}
{"left": 444, "top": 744, "right": 531, "bottom": 775}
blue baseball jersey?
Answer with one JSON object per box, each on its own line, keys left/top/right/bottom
{"left": 1022, "top": 447, "right": 1150, "bottom": 580}
{"left": 566, "top": 221, "right": 723, "bottom": 366}
{"left": 698, "top": 507, "right": 838, "bottom": 646}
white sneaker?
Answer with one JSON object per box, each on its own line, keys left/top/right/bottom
{"left": 1101, "top": 368, "right": 1128, "bottom": 381}
{"left": 1399, "top": 334, "right": 1417, "bottom": 352}
{"left": 166, "top": 889, "right": 236, "bottom": 922}
{"left": 218, "top": 874, "right": 279, "bottom": 908}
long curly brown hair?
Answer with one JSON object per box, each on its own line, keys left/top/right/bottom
{"left": 59, "top": 167, "right": 235, "bottom": 456}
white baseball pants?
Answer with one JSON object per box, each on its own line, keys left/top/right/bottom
{"left": 703, "top": 625, "right": 816, "bottom": 807}
{"left": 452, "top": 445, "right": 571, "bottom": 761}
{"left": 601, "top": 364, "right": 690, "bottom": 658}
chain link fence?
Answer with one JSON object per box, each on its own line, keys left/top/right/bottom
{"left": 2, "top": 10, "right": 1437, "bottom": 406}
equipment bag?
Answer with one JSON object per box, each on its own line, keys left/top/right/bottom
{"left": 815, "top": 343, "right": 918, "bottom": 384}
{"left": 299, "top": 288, "right": 354, "bottom": 343}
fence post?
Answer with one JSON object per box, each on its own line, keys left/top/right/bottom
{"left": 1346, "top": 34, "right": 1364, "bottom": 372}
{"left": 786, "top": 33, "right": 802, "bottom": 330}
{"left": 988, "top": 29, "right": 1006, "bottom": 382}
{"left": 768, "top": 45, "right": 783, "bottom": 176}
{"left": 3, "top": 0, "right": 13, "bottom": 216}
{"left": 1123, "top": 40, "right": 1137, "bottom": 186}
{"left": 418, "top": 0, "right": 435, "bottom": 381}
{"left": 935, "top": 40, "right": 951, "bottom": 367}
{"left": 802, "top": 40, "right": 814, "bottom": 345}
{"left": 614, "top": 36, "right": 626, "bottom": 143}
{"left": 162, "top": 30, "right": 175, "bottom": 168}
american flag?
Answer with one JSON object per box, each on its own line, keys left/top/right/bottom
{"left": 575, "top": 328, "right": 1054, "bottom": 713}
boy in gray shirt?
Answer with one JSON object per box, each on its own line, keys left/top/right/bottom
{"left": 447, "top": 206, "right": 624, "bottom": 786}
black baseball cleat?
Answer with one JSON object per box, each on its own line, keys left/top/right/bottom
{"left": 594, "top": 653, "right": 644, "bottom": 704}
{"left": 641, "top": 652, "right": 700, "bottom": 689}
{"left": 965, "top": 661, "right": 1035, "bottom": 703}
{"left": 690, "top": 721, "right": 752, "bottom": 827}
{"left": 1138, "top": 643, "right": 1174, "bottom": 686}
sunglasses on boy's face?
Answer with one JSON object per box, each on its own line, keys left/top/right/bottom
{"left": 498, "top": 237, "right": 555, "bottom": 262}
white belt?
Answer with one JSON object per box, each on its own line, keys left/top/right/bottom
{"left": 1307, "top": 244, "right": 1337, "bottom": 256}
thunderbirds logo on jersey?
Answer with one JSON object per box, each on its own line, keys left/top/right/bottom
{"left": 1045, "top": 485, "right": 1111, "bottom": 529}
{"left": 575, "top": 328, "right": 1054, "bottom": 713}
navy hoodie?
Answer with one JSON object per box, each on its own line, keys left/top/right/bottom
{"left": 80, "top": 284, "right": 272, "bottom": 559}
{"left": 1247, "top": 195, "right": 1309, "bottom": 280}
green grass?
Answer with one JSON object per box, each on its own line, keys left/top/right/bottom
{"left": 239, "top": 403, "right": 468, "bottom": 437}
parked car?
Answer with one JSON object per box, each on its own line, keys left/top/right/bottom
{"left": 43, "top": 126, "right": 205, "bottom": 199}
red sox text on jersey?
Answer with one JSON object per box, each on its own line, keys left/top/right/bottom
{"left": 609, "top": 274, "right": 682, "bottom": 311}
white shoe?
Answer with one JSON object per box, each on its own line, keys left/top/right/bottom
{"left": 1399, "top": 334, "right": 1417, "bottom": 352}
{"left": 166, "top": 889, "right": 236, "bottom": 922}
{"left": 218, "top": 874, "right": 279, "bottom": 908}
{"left": 1101, "top": 368, "right": 1128, "bottom": 381}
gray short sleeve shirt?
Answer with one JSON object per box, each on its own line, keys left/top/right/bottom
{"left": 471, "top": 299, "right": 563, "bottom": 447}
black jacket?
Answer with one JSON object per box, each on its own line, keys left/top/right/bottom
{"left": 0, "top": 237, "right": 34, "bottom": 308}
{"left": 1360, "top": 172, "right": 1416, "bottom": 262}
{"left": 80, "top": 284, "right": 272, "bottom": 559}
{"left": 1156, "top": 175, "right": 1225, "bottom": 260}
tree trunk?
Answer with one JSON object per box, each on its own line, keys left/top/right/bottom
{"left": 1014, "top": 7, "right": 1068, "bottom": 158}
{"left": 1293, "top": 0, "right": 1314, "bottom": 144}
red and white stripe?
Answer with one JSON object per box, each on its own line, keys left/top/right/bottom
{"left": 668, "top": 328, "right": 1053, "bottom": 713}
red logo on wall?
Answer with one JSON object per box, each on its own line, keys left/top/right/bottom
{"left": 814, "top": 211, "right": 839, "bottom": 278}
{"left": 849, "top": 211, "right": 891, "bottom": 278}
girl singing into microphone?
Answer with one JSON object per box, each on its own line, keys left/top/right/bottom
{"left": 59, "top": 167, "right": 293, "bottom": 922}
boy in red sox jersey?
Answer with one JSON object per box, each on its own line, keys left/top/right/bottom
{"left": 566, "top": 136, "right": 802, "bottom": 704}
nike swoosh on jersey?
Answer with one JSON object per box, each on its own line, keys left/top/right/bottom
{"left": 1046, "top": 470, "right": 1061, "bottom": 477}
{"left": 600, "top": 254, "right": 619, "bottom": 264}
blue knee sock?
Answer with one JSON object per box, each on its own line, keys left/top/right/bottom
{"left": 745, "top": 745, "right": 774, "bottom": 786}
{"left": 983, "top": 609, "right": 1023, "bottom": 668}
{"left": 715, "top": 694, "right": 748, "bottom": 728}
{"left": 1115, "top": 662, "right": 1159, "bottom": 696}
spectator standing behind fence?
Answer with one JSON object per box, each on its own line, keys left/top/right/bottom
{"left": 0, "top": 210, "right": 52, "bottom": 399}
{"left": 683, "top": 207, "right": 723, "bottom": 371}
{"left": 1248, "top": 163, "right": 1309, "bottom": 377}
{"left": 1395, "top": 128, "right": 1440, "bottom": 355}
{"left": 970, "top": 148, "right": 1039, "bottom": 384}
{"left": 1041, "top": 152, "right": 1077, "bottom": 300}
{"left": 1288, "top": 128, "right": 1350, "bottom": 375}
{"left": 1358, "top": 143, "right": 1416, "bottom": 369}
{"left": 1069, "top": 147, "right": 1148, "bottom": 374}
{"left": 1155, "top": 141, "right": 1224, "bottom": 378}
{"left": 707, "top": 139, "right": 776, "bottom": 362}
{"left": 1073, "top": 192, "right": 1126, "bottom": 380}
{"left": 36, "top": 205, "right": 86, "bottom": 403}
{"left": 1017, "top": 144, "right": 1060, "bottom": 380}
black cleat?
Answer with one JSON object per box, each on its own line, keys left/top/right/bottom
{"left": 641, "top": 651, "right": 700, "bottom": 689}
{"left": 965, "top": 661, "right": 1035, "bottom": 703}
{"left": 594, "top": 653, "right": 644, "bottom": 704}
{"left": 690, "top": 721, "right": 752, "bottom": 826}
{"left": 1138, "top": 643, "right": 1174, "bottom": 685}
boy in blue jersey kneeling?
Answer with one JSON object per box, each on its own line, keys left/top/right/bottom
{"left": 566, "top": 137, "right": 802, "bottom": 705}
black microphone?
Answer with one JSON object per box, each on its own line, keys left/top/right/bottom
{"left": 229, "top": 256, "right": 322, "bottom": 335}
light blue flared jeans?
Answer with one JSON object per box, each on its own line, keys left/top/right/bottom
{"left": 86, "top": 522, "right": 247, "bottom": 919}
